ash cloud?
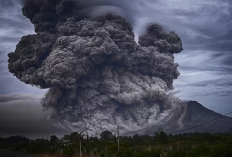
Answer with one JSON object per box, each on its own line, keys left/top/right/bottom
{"left": 8, "top": 0, "right": 183, "bottom": 135}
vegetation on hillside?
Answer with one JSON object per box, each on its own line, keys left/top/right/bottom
{"left": 0, "top": 131, "right": 232, "bottom": 157}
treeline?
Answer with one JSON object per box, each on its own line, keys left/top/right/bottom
{"left": 0, "top": 131, "right": 232, "bottom": 157}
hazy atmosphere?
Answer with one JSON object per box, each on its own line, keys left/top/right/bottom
{"left": 0, "top": 0, "right": 232, "bottom": 138}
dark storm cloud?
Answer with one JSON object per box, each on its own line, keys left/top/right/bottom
{"left": 0, "top": 94, "right": 67, "bottom": 138}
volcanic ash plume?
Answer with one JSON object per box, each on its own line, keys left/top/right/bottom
{"left": 8, "top": 0, "right": 183, "bottom": 135}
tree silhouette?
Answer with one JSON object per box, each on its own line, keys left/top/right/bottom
{"left": 50, "top": 135, "right": 58, "bottom": 142}
{"left": 154, "top": 131, "right": 168, "bottom": 144}
{"left": 100, "top": 131, "right": 113, "bottom": 141}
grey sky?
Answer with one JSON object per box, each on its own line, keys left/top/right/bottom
{"left": 0, "top": 0, "right": 232, "bottom": 137}
{"left": 0, "top": 94, "right": 67, "bottom": 139}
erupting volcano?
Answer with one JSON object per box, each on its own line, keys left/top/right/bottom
{"left": 8, "top": 0, "right": 185, "bottom": 135}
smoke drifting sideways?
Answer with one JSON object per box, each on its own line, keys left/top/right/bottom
{"left": 8, "top": 0, "right": 183, "bottom": 135}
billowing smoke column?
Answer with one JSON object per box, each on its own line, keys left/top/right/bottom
{"left": 8, "top": 0, "right": 183, "bottom": 135}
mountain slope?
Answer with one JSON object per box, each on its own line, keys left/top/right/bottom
{"left": 124, "top": 101, "right": 232, "bottom": 135}
{"left": 180, "top": 101, "right": 232, "bottom": 133}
